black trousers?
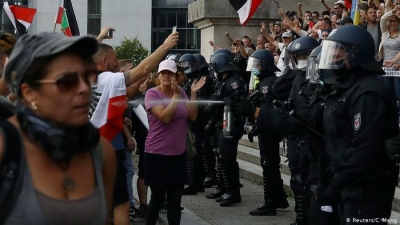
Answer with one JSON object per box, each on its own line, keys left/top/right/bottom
{"left": 218, "top": 131, "right": 242, "bottom": 192}
{"left": 146, "top": 185, "right": 184, "bottom": 225}
{"left": 259, "top": 131, "right": 283, "bottom": 171}
{"left": 339, "top": 182, "right": 395, "bottom": 225}
{"left": 189, "top": 119, "right": 206, "bottom": 187}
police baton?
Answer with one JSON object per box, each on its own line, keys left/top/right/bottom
{"left": 289, "top": 110, "right": 324, "bottom": 139}
{"left": 248, "top": 90, "right": 260, "bottom": 99}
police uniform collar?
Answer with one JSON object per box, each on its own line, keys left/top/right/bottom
{"left": 334, "top": 74, "right": 360, "bottom": 89}
{"left": 222, "top": 72, "right": 235, "bottom": 81}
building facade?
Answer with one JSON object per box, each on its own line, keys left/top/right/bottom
{"left": 0, "top": 0, "right": 199, "bottom": 54}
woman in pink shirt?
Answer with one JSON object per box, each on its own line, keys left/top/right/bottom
{"left": 144, "top": 59, "right": 205, "bottom": 225}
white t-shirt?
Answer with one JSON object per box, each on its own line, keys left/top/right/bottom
{"left": 276, "top": 42, "right": 295, "bottom": 77}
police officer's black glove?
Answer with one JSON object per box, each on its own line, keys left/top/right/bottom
{"left": 247, "top": 124, "right": 259, "bottom": 143}
{"left": 385, "top": 136, "right": 400, "bottom": 162}
{"left": 321, "top": 183, "right": 341, "bottom": 207}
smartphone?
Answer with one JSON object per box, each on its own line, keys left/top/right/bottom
{"left": 172, "top": 26, "right": 177, "bottom": 33}
{"left": 107, "top": 29, "right": 114, "bottom": 38}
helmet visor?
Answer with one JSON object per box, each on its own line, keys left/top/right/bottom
{"left": 306, "top": 56, "right": 318, "bottom": 81}
{"left": 318, "top": 41, "right": 347, "bottom": 70}
{"left": 246, "top": 57, "right": 262, "bottom": 71}
{"left": 179, "top": 61, "right": 192, "bottom": 70}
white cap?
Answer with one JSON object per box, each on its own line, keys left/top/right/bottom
{"left": 335, "top": 0, "right": 345, "bottom": 5}
{"left": 157, "top": 59, "right": 177, "bottom": 73}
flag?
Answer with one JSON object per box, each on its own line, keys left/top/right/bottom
{"left": 229, "top": 0, "right": 263, "bottom": 25}
{"left": 89, "top": 72, "right": 127, "bottom": 141}
{"left": 55, "top": 0, "right": 79, "bottom": 36}
{"left": 344, "top": 0, "right": 352, "bottom": 10}
{"left": 352, "top": 0, "right": 360, "bottom": 25}
{"left": 3, "top": 2, "right": 36, "bottom": 35}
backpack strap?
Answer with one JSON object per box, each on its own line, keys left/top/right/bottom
{"left": 0, "top": 120, "right": 24, "bottom": 224}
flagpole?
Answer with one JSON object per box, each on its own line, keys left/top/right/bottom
{"left": 53, "top": 0, "right": 63, "bottom": 32}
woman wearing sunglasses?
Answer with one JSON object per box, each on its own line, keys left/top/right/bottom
{"left": 1, "top": 33, "right": 115, "bottom": 225}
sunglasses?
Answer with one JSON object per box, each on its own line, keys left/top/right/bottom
{"left": 35, "top": 70, "right": 98, "bottom": 91}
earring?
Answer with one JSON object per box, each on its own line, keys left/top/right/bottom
{"left": 31, "top": 101, "right": 38, "bottom": 111}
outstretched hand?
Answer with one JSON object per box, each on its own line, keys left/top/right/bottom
{"left": 191, "top": 76, "right": 207, "bottom": 94}
{"left": 260, "top": 22, "right": 266, "bottom": 33}
{"left": 97, "top": 26, "right": 114, "bottom": 42}
{"left": 164, "top": 32, "right": 180, "bottom": 50}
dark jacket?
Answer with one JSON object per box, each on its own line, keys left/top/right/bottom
{"left": 323, "top": 74, "right": 398, "bottom": 197}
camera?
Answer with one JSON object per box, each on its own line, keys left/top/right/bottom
{"left": 107, "top": 29, "right": 113, "bottom": 38}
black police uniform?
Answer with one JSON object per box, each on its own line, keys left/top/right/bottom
{"left": 249, "top": 72, "right": 289, "bottom": 215}
{"left": 323, "top": 74, "right": 398, "bottom": 224}
{"left": 214, "top": 72, "right": 247, "bottom": 206}
{"left": 182, "top": 68, "right": 214, "bottom": 194}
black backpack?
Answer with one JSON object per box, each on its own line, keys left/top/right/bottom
{"left": 0, "top": 97, "right": 23, "bottom": 225}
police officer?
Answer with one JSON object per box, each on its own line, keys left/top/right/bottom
{"left": 178, "top": 53, "right": 215, "bottom": 195}
{"left": 278, "top": 36, "right": 320, "bottom": 225}
{"left": 318, "top": 25, "right": 398, "bottom": 224}
{"left": 205, "top": 53, "right": 248, "bottom": 207}
{"left": 246, "top": 50, "right": 290, "bottom": 216}
{"left": 193, "top": 53, "right": 218, "bottom": 188}
{"left": 203, "top": 48, "right": 234, "bottom": 189}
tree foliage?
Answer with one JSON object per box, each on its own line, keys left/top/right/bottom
{"left": 114, "top": 37, "right": 149, "bottom": 66}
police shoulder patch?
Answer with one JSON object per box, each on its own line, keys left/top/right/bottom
{"left": 231, "top": 82, "right": 238, "bottom": 89}
{"left": 262, "top": 86, "right": 269, "bottom": 94}
{"left": 354, "top": 113, "right": 361, "bottom": 130}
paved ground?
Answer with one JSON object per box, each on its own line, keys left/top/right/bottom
{"left": 131, "top": 149, "right": 296, "bottom": 225}
{"left": 178, "top": 178, "right": 296, "bottom": 225}
{"left": 130, "top": 151, "right": 400, "bottom": 225}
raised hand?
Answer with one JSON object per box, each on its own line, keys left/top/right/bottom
{"left": 278, "top": 8, "right": 285, "bottom": 16}
{"left": 164, "top": 32, "right": 179, "bottom": 50}
{"left": 171, "top": 77, "right": 180, "bottom": 94}
{"left": 191, "top": 76, "right": 207, "bottom": 93}
{"left": 260, "top": 22, "right": 266, "bottom": 33}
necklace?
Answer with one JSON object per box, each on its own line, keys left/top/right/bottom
{"left": 59, "top": 161, "right": 76, "bottom": 192}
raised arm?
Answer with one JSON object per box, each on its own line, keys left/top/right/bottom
{"left": 279, "top": 8, "right": 304, "bottom": 37}
{"left": 312, "top": 21, "right": 322, "bottom": 34}
{"left": 225, "top": 31, "right": 234, "bottom": 46}
{"left": 124, "top": 32, "right": 179, "bottom": 98}
{"left": 148, "top": 80, "right": 181, "bottom": 124}
{"left": 320, "top": 0, "right": 332, "bottom": 12}
{"left": 380, "top": 9, "right": 395, "bottom": 34}
{"left": 96, "top": 26, "right": 114, "bottom": 43}
{"left": 385, "top": 0, "right": 395, "bottom": 13}
{"left": 209, "top": 41, "right": 222, "bottom": 50}
{"left": 297, "top": 3, "right": 304, "bottom": 19}
{"left": 373, "top": 0, "right": 385, "bottom": 15}
{"left": 260, "top": 22, "right": 279, "bottom": 47}
{"left": 186, "top": 77, "right": 206, "bottom": 121}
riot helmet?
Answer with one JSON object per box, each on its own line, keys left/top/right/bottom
{"left": 193, "top": 53, "right": 209, "bottom": 70}
{"left": 318, "top": 25, "right": 385, "bottom": 84}
{"left": 210, "top": 53, "right": 239, "bottom": 80}
{"left": 246, "top": 49, "right": 280, "bottom": 76}
{"left": 166, "top": 54, "right": 181, "bottom": 62}
{"left": 306, "top": 45, "right": 322, "bottom": 82}
{"left": 287, "top": 36, "right": 319, "bottom": 70}
{"left": 178, "top": 53, "right": 197, "bottom": 75}
{"left": 210, "top": 48, "right": 233, "bottom": 63}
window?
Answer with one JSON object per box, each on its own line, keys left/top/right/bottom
{"left": 88, "top": 0, "right": 101, "bottom": 35}
{"left": 152, "top": 7, "right": 200, "bottom": 54}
